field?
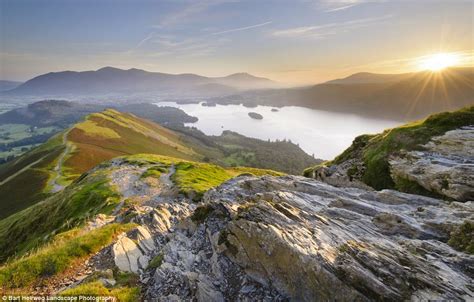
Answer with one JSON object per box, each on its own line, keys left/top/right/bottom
{"left": 0, "top": 123, "right": 60, "bottom": 162}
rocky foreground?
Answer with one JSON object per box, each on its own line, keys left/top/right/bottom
{"left": 70, "top": 159, "right": 473, "bottom": 301}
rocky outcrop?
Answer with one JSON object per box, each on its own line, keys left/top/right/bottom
{"left": 390, "top": 127, "right": 474, "bottom": 201}
{"left": 198, "top": 176, "right": 474, "bottom": 301}
{"left": 62, "top": 157, "right": 473, "bottom": 301}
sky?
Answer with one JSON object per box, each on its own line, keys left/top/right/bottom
{"left": 0, "top": 0, "right": 473, "bottom": 84}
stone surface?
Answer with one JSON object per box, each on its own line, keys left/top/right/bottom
{"left": 390, "top": 127, "right": 474, "bottom": 201}
{"left": 201, "top": 175, "right": 474, "bottom": 301}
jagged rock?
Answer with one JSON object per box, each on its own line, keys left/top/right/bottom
{"left": 311, "top": 158, "right": 372, "bottom": 190}
{"left": 112, "top": 227, "right": 155, "bottom": 273}
{"left": 202, "top": 176, "right": 474, "bottom": 301}
{"left": 390, "top": 127, "right": 474, "bottom": 201}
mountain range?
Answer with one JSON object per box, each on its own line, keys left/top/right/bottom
{"left": 2, "top": 67, "right": 276, "bottom": 97}
{"left": 1, "top": 66, "right": 472, "bottom": 121}
{"left": 209, "top": 67, "right": 474, "bottom": 120}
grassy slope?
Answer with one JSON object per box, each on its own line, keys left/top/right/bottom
{"left": 64, "top": 109, "right": 200, "bottom": 178}
{"left": 305, "top": 106, "right": 474, "bottom": 193}
{"left": 0, "top": 167, "right": 121, "bottom": 263}
{"left": 170, "top": 126, "right": 320, "bottom": 175}
{"left": 0, "top": 223, "right": 135, "bottom": 290}
{"left": 0, "top": 133, "right": 65, "bottom": 219}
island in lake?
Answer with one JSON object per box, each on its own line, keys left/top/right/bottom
{"left": 248, "top": 112, "right": 263, "bottom": 120}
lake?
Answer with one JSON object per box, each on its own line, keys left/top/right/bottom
{"left": 155, "top": 102, "right": 401, "bottom": 159}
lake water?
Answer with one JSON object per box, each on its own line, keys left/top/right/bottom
{"left": 155, "top": 102, "right": 401, "bottom": 160}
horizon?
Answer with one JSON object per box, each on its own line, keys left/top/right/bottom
{"left": 1, "top": 64, "right": 473, "bottom": 87}
{"left": 1, "top": 0, "right": 473, "bottom": 85}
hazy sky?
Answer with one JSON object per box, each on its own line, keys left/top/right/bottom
{"left": 1, "top": 0, "right": 473, "bottom": 84}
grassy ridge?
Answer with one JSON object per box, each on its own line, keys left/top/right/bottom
{"left": 305, "top": 106, "right": 474, "bottom": 193}
{"left": 127, "top": 154, "right": 283, "bottom": 201}
{"left": 64, "top": 110, "right": 199, "bottom": 178}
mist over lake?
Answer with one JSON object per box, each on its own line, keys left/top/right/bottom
{"left": 155, "top": 102, "right": 401, "bottom": 159}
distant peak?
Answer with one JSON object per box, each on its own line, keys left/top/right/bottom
{"left": 227, "top": 72, "right": 252, "bottom": 77}
{"left": 96, "top": 66, "right": 123, "bottom": 72}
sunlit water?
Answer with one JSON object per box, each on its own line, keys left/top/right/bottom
{"left": 155, "top": 102, "right": 401, "bottom": 159}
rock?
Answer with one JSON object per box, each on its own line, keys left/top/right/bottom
{"left": 248, "top": 112, "right": 263, "bottom": 120}
{"left": 390, "top": 127, "right": 474, "bottom": 201}
{"left": 99, "top": 278, "right": 116, "bottom": 287}
{"left": 112, "top": 231, "right": 152, "bottom": 273}
{"left": 203, "top": 175, "right": 474, "bottom": 301}
{"left": 112, "top": 235, "right": 144, "bottom": 273}
{"left": 196, "top": 275, "right": 224, "bottom": 302}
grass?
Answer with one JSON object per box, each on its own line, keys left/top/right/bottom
{"left": 361, "top": 106, "right": 474, "bottom": 190}
{"left": 60, "top": 281, "right": 140, "bottom": 301}
{"left": 0, "top": 171, "right": 121, "bottom": 263}
{"left": 147, "top": 253, "right": 164, "bottom": 269}
{"left": 0, "top": 223, "right": 135, "bottom": 289}
{"left": 140, "top": 165, "right": 168, "bottom": 179}
{"left": 75, "top": 119, "right": 121, "bottom": 139}
{"left": 172, "top": 161, "right": 282, "bottom": 201}
{"left": 190, "top": 205, "right": 215, "bottom": 224}
{"left": 448, "top": 221, "right": 474, "bottom": 254}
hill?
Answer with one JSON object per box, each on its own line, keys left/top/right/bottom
{"left": 0, "top": 100, "right": 199, "bottom": 163}
{"left": 304, "top": 106, "right": 474, "bottom": 201}
{"left": 325, "top": 71, "right": 413, "bottom": 84}
{"left": 0, "top": 108, "right": 318, "bottom": 219}
{"left": 0, "top": 80, "right": 22, "bottom": 92}
{"left": 3, "top": 67, "right": 276, "bottom": 97}
{"left": 208, "top": 67, "right": 474, "bottom": 121}
{"left": 0, "top": 109, "right": 200, "bottom": 219}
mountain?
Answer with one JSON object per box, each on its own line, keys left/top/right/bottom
{"left": 305, "top": 105, "right": 474, "bottom": 200}
{"left": 0, "top": 107, "right": 318, "bottom": 219}
{"left": 208, "top": 67, "right": 474, "bottom": 121}
{"left": 0, "top": 107, "right": 472, "bottom": 300}
{"left": 0, "top": 80, "right": 22, "bottom": 91}
{"left": 3, "top": 67, "right": 276, "bottom": 97}
{"left": 0, "top": 100, "right": 197, "bottom": 127}
{"left": 325, "top": 71, "right": 413, "bottom": 84}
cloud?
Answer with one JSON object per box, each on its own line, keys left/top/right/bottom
{"left": 324, "top": 4, "right": 358, "bottom": 12}
{"left": 156, "top": 0, "right": 236, "bottom": 28}
{"left": 211, "top": 21, "right": 273, "bottom": 35}
{"left": 134, "top": 32, "right": 156, "bottom": 49}
{"left": 319, "top": 0, "right": 385, "bottom": 13}
{"left": 272, "top": 15, "right": 393, "bottom": 38}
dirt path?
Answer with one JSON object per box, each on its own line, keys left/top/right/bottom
{"left": 48, "top": 131, "right": 72, "bottom": 193}
{"left": 0, "top": 155, "right": 48, "bottom": 186}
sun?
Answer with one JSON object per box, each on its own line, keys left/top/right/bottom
{"left": 418, "top": 53, "right": 460, "bottom": 71}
